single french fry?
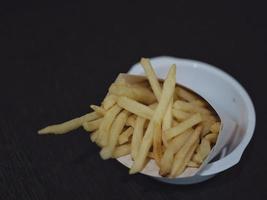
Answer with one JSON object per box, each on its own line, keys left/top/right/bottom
{"left": 83, "top": 118, "right": 103, "bottom": 132}
{"left": 126, "top": 115, "right": 136, "bottom": 127}
{"left": 173, "top": 100, "right": 211, "bottom": 115}
{"left": 102, "top": 94, "right": 118, "bottom": 110}
{"left": 192, "top": 153, "right": 203, "bottom": 164}
{"left": 117, "top": 96, "right": 154, "bottom": 119}
{"left": 130, "top": 64, "right": 176, "bottom": 174}
{"left": 187, "top": 160, "right": 199, "bottom": 168}
{"left": 175, "top": 86, "right": 197, "bottom": 102}
{"left": 205, "top": 133, "right": 218, "bottom": 144}
{"left": 116, "top": 77, "right": 127, "bottom": 85}
{"left": 90, "top": 130, "right": 99, "bottom": 142}
{"left": 133, "top": 80, "right": 150, "bottom": 88}
{"left": 38, "top": 112, "right": 101, "bottom": 135}
{"left": 109, "top": 83, "right": 156, "bottom": 104}
{"left": 170, "top": 126, "right": 202, "bottom": 177}
{"left": 90, "top": 105, "right": 106, "bottom": 115}
{"left": 140, "top": 58, "right": 162, "bottom": 101}
{"left": 162, "top": 98, "right": 173, "bottom": 147}
{"left": 165, "top": 113, "right": 202, "bottom": 140}
{"left": 112, "top": 144, "right": 131, "bottom": 158}
{"left": 197, "top": 138, "right": 211, "bottom": 161}
{"left": 191, "top": 99, "right": 207, "bottom": 107}
{"left": 131, "top": 116, "right": 146, "bottom": 160}
{"left": 210, "top": 122, "right": 221, "bottom": 133}
{"left": 100, "top": 110, "right": 129, "bottom": 159}
{"left": 153, "top": 122, "right": 162, "bottom": 165}
{"left": 118, "top": 127, "right": 134, "bottom": 145}
{"left": 172, "top": 109, "right": 191, "bottom": 121}
{"left": 97, "top": 105, "right": 122, "bottom": 146}
{"left": 159, "top": 129, "right": 193, "bottom": 176}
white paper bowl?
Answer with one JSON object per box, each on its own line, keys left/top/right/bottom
{"left": 120, "top": 56, "right": 255, "bottom": 185}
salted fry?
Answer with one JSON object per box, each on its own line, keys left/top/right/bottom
{"left": 191, "top": 99, "right": 207, "bottom": 107}
{"left": 126, "top": 115, "right": 136, "bottom": 127}
{"left": 117, "top": 96, "right": 154, "bottom": 119}
{"left": 198, "top": 138, "right": 211, "bottom": 160}
{"left": 153, "top": 123, "right": 162, "bottom": 165}
{"left": 210, "top": 122, "right": 221, "bottom": 133}
{"left": 83, "top": 118, "right": 103, "bottom": 132}
{"left": 170, "top": 126, "right": 202, "bottom": 177}
{"left": 38, "top": 112, "right": 101, "bottom": 135}
{"left": 187, "top": 161, "right": 199, "bottom": 168}
{"left": 192, "top": 153, "right": 203, "bottom": 164}
{"left": 165, "top": 113, "right": 202, "bottom": 140}
{"left": 39, "top": 57, "right": 221, "bottom": 179}
{"left": 140, "top": 58, "right": 162, "bottom": 101}
{"left": 130, "top": 65, "right": 176, "bottom": 174}
{"left": 133, "top": 80, "right": 150, "bottom": 88}
{"left": 109, "top": 83, "right": 156, "bottom": 104}
{"left": 90, "top": 130, "right": 99, "bottom": 142}
{"left": 162, "top": 98, "right": 173, "bottom": 147}
{"left": 172, "top": 109, "right": 191, "bottom": 121}
{"left": 160, "top": 129, "right": 193, "bottom": 176}
{"left": 90, "top": 105, "right": 106, "bottom": 115}
{"left": 175, "top": 86, "right": 197, "bottom": 102}
{"left": 131, "top": 117, "right": 146, "bottom": 160}
{"left": 102, "top": 94, "right": 118, "bottom": 110}
{"left": 100, "top": 110, "right": 129, "bottom": 159}
{"left": 112, "top": 144, "right": 131, "bottom": 158}
{"left": 174, "top": 100, "right": 211, "bottom": 115}
{"left": 118, "top": 127, "right": 134, "bottom": 145}
{"left": 205, "top": 133, "right": 218, "bottom": 144}
{"left": 97, "top": 105, "right": 122, "bottom": 146}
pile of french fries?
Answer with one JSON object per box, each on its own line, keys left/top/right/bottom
{"left": 39, "top": 58, "right": 221, "bottom": 178}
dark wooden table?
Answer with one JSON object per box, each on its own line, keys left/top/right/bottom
{"left": 1, "top": 1, "right": 266, "bottom": 199}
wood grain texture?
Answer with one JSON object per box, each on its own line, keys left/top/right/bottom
{"left": 0, "top": 1, "right": 266, "bottom": 199}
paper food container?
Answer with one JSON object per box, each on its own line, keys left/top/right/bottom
{"left": 116, "top": 56, "right": 255, "bottom": 185}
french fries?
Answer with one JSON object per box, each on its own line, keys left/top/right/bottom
{"left": 102, "top": 94, "right": 118, "bottom": 110}
{"left": 117, "top": 96, "right": 154, "bottom": 119}
{"left": 90, "top": 105, "right": 106, "bottom": 115}
{"left": 109, "top": 83, "right": 156, "bottom": 104}
{"left": 164, "top": 113, "right": 202, "bottom": 140}
{"left": 130, "top": 64, "right": 176, "bottom": 174}
{"left": 175, "top": 86, "right": 197, "bottom": 102}
{"left": 170, "top": 126, "right": 202, "bottom": 177}
{"left": 83, "top": 118, "right": 103, "bottom": 132}
{"left": 162, "top": 98, "right": 173, "bottom": 147}
{"left": 140, "top": 58, "right": 162, "bottom": 101}
{"left": 90, "top": 130, "right": 99, "bottom": 142}
{"left": 100, "top": 110, "right": 129, "bottom": 159}
{"left": 39, "top": 58, "right": 221, "bottom": 179}
{"left": 38, "top": 112, "right": 101, "bottom": 134}
{"left": 118, "top": 127, "right": 134, "bottom": 145}
{"left": 112, "top": 144, "right": 131, "bottom": 158}
{"left": 131, "top": 116, "right": 146, "bottom": 160}
{"left": 160, "top": 129, "right": 193, "bottom": 176}
{"left": 173, "top": 100, "right": 211, "bottom": 115}
{"left": 126, "top": 115, "right": 136, "bottom": 127}
{"left": 97, "top": 105, "right": 122, "bottom": 146}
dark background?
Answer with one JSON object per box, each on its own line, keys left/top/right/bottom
{"left": 0, "top": 1, "right": 266, "bottom": 199}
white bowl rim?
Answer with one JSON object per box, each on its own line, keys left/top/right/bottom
{"left": 128, "top": 56, "right": 256, "bottom": 176}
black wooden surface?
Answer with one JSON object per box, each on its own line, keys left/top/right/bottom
{"left": 0, "top": 1, "right": 266, "bottom": 199}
